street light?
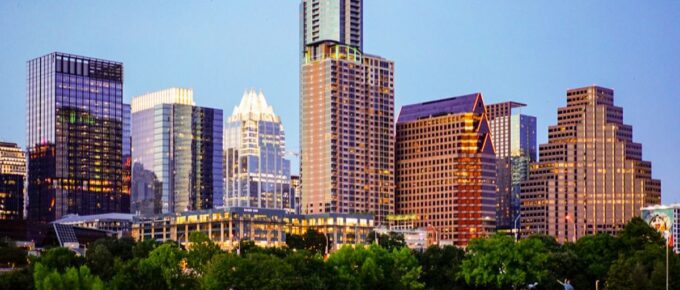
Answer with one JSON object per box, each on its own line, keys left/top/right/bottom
{"left": 513, "top": 214, "right": 521, "bottom": 242}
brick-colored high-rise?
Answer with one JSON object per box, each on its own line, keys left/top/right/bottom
{"left": 521, "top": 86, "right": 661, "bottom": 242}
{"left": 300, "top": 0, "right": 395, "bottom": 224}
{"left": 395, "top": 93, "right": 497, "bottom": 246}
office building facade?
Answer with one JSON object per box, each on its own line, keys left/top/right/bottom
{"left": 486, "top": 102, "right": 536, "bottom": 230}
{"left": 0, "top": 142, "right": 26, "bottom": 220}
{"left": 224, "top": 89, "right": 291, "bottom": 211}
{"left": 395, "top": 93, "right": 497, "bottom": 246}
{"left": 521, "top": 86, "right": 661, "bottom": 242}
{"left": 300, "top": 0, "right": 395, "bottom": 224}
{"left": 131, "top": 88, "right": 223, "bottom": 215}
{"left": 27, "top": 52, "right": 128, "bottom": 222}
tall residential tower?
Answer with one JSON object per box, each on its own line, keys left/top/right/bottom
{"left": 300, "top": 0, "right": 395, "bottom": 223}
{"left": 27, "top": 52, "right": 128, "bottom": 222}
{"left": 521, "top": 86, "right": 661, "bottom": 242}
{"left": 486, "top": 102, "right": 536, "bottom": 230}
{"left": 224, "top": 89, "right": 292, "bottom": 211}
{"left": 131, "top": 88, "right": 223, "bottom": 215}
{"left": 395, "top": 93, "right": 497, "bottom": 247}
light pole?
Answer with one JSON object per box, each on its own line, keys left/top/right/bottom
{"left": 514, "top": 214, "right": 521, "bottom": 242}
{"left": 664, "top": 231, "right": 669, "bottom": 290}
{"left": 324, "top": 230, "right": 330, "bottom": 256}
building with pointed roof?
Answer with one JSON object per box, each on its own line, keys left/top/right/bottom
{"left": 395, "top": 93, "right": 497, "bottom": 247}
{"left": 224, "top": 89, "right": 293, "bottom": 211}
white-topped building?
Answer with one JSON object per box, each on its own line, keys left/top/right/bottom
{"left": 224, "top": 89, "right": 293, "bottom": 211}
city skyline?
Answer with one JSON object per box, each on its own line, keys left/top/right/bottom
{"left": 0, "top": 1, "right": 678, "bottom": 203}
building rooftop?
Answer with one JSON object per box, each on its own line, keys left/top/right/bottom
{"left": 229, "top": 89, "right": 279, "bottom": 122}
{"left": 641, "top": 203, "right": 680, "bottom": 210}
{"left": 54, "top": 213, "right": 137, "bottom": 224}
{"left": 131, "top": 87, "right": 195, "bottom": 113}
{"left": 397, "top": 93, "right": 482, "bottom": 123}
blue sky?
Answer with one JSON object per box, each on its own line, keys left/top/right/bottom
{"left": 1, "top": 1, "right": 678, "bottom": 203}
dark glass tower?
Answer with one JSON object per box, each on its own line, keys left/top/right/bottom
{"left": 26, "top": 52, "right": 129, "bottom": 222}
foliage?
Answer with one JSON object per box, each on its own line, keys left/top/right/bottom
{"left": 0, "top": 242, "right": 28, "bottom": 268}
{"left": 33, "top": 263, "right": 104, "bottom": 290}
{"left": 366, "top": 231, "right": 407, "bottom": 251}
{"left": 0, "top": 268, "right": 33, "bottom": 290}
{"left": 286, "top": 229, "right": 330, "bottom": 255}
{"left": 35, "top": 247, "right": 85, "bottom": 272}
{"left": 327, "top": 244, "right": 424, "bottom": 290}
{"left": 416, "top": 245, "right": 469, "bottom": 290}
{"left": 186, "top": 231, "right": 222, "bottom": 274}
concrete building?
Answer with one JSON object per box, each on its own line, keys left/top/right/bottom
{"left": 300, "top": 0, "right": 395, "bottom": 225}
{"left": 395, "top": 93, "right": 497, "bottom": 247}
{"left": 486, "top": 102, "right": 536, "bottom": 231}
{"left": 53, "top": 212, "right": 136, "bottom": 238}
{"left": 521, "top": 86, "right": 661, "bottom": 242}
{"left": 131, "top": 88, "right": 223, "bottom": 215}
{"left": 131, "top": 207, "right": 374, "bottom": 251}
{"left": 0, "top": 142, "right": 26, "bottom": 220}
{"left": 27, "top": 52, "right": 129, "bottom": 222}
{"left": 224, "top": 89, "right": 292, "bottom": 212}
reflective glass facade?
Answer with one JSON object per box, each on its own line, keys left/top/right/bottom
{"left": 27, "top": 52, "right": 128, "bottom": 222}
{"left": 487, "top": 102, "right": 537, "bottom": 230}
{"left": 131, "top": 88, "right": 223, "bottom": 215}
{"left": 224, "top": 90, "right": 291, "bottom": 211}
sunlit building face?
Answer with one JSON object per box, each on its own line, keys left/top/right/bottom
{"left": 520, "top": 86, "right": 661, "bottom": 242}
{"left": 395, "top": 93, "right": 497, "bottom": 247}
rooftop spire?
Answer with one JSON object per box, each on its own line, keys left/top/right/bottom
{"left": 229, "top": 89, "right": 278, "bottom": 122}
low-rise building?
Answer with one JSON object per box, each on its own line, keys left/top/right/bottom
{"left": 53, "top": 213, "right": 136, "bottom": 238}
{"left": 131, "top": 207, "right": 374, "bottom": 251}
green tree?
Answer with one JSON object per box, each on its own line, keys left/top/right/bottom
{"left": 35, "top": 247, "right": 85, "bottom": 272}
{"left": 33, "top": 263, "right": 104, "bottom": 290}
{"left": 0, "top": 268, "right": 34, "bottom": 290}
{"left": 460, "top": 234, "right": 550, "bottom": 290}
{"left": 327, "top": 244, "right": 423, "bottom": 290}
{"left": 186, "top": 231, "right": 222, "bottom": 274}
{"left": 86, "top": 243, "right": 114, "bottom": 280}
{"left": 367, "top": 231, "right": 407, "bottom": 251}
{"left": 282, "top": 250, "right": 329, "bottom": 290}
{"left": 417, "top": 245, "right": 469, "bottom": 290}
{"left": 0, "top": 242, "right": 28, "bottom": 268}
{"left": 137, "top": 243, "right": 196, "bottom": 290}
{"left": 132, "top": 238, "right": 158, "bottom": 259}
{"left": 202, "top": 252, "right": 295, "bottom": 290}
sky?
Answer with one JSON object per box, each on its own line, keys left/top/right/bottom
{"left": 0, "top": 1, "right": 678, "bottom": 203}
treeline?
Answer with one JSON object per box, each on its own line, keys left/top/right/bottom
{"left": 0, "top": 217, "right": 679, "bottom": 290}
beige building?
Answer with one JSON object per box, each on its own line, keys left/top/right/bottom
{"left": 0, "top": 142, "right": 26, "bottom": 220}
{"left": 521, "top": 86, "right": 661, "bottom": 242}
{"left": 300, "top": 2, "right": 395, "bottom": 225}
{"left": 395, "top": 93, "right": 497, "bottom": 247}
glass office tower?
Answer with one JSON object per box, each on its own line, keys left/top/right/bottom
{"left": 131, "top": 88, "right": 223, "bottom": 215}
{"left": 224, "top": 89, "right": 291, "bottom": 211}
{"left": 486, "top": 102, "right": 536, "bottom": 230}
{"left": 0, "top": 142, "right": 26, "bottom": 220}
{"left": 26, "top": 52, "right": 128, "bottom": 222}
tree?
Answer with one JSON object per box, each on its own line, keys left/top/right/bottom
{"left": 202, "top": 252, "right": 295, "bottom": 290}
{"left": 367, "top": 231, "right": 407, "bottom": 251}
{"left": 86, "top": 243, "right": 114, "bottom": 280}
{"left": 460, "top": 234, "right": 550, "bottom": 290}
{"left": 35, "top": 247, "right": 85, "bottom": 272}
{"left": 0, "top": 242, "right": 28, "bottom": 268}
{"left": 132, "top": 238, "right": 158, "bottom": 259}
{"left": 327, "top": 244, "right": 423, "bottom": 290}
{"left": 0, "top": 268, "right": 33, "bottom": 290}
{"left": 417, "top": 245, "right": 469, "bottom": 290}
{"left": 286, "top": 230, "right": 330, "bottom": 255}
{"left": 282, "top": 250, "right": 329, "bottom": 290}
{"left": 186, "top": 231, "right": 222, "bottom": 274}
{"left": 33, "top": 263, "right": 104, "bottom": 290}
{"left": 137, "top": 243, "right": 196, "bottom": 290}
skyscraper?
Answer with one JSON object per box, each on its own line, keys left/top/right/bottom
{"left": 521, "top": 86, "right": 661, "bottom": 242}
{"left": 224, "top": 89, "right": 292, "bottom": 211}
{"left": 395, "top": 93, "right": 497, "bottom": 247}
{"left": 0, "top": 142, "right": 26, "bottom": 220}
{"left": 131, "top": 88, "right": 223, "bottom": 215}
{"left": 486, "top": 102, "right": 536, "bottom": 230}
{"left": 300, "top": 0, "right": 395, "bottom": 224}
{"left": 27, "top": 52, "right": 128, "bottom": 222}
